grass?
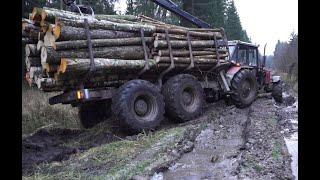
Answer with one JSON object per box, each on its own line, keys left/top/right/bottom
{"left": 22, "top": 82, "right": 79, "bottom": 135}
{"left": 276, "top": 72, "right": 298, "bottom": 95}
{"left": 24, "top": 126, "right": 188, "bottom": 180}
{"left": 271, "top": 141, "right": 281, "bottom": 161}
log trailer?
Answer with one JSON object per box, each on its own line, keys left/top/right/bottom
{"left": 47, "top": 0, "right": 282, "bottom": 132}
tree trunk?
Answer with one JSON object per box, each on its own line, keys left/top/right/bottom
{"left": 41, "top": 46, "right": 148, "bottom": 64}
{"left": 25, "top": 44, "right": 39, "bottom": 57}
{"left": 154, "top": 56, "right": 227, "bottom": 63}
{"left": 53, "top": 25, "right": 139, "bottom": 41}
{"left": 56, "top": 17, "right": 156, "bottom": 33}
{"left": 154, "top": 40, "right": 215, "bottom": 49}
{"left": 58, "top": 58, "right": 156, "bottom": 74}
{"left": 156, "top": 49, "right": 227, "bottom": 57}
{"left": 54, "top": 37, "right": 153, "bottom": 50}
{"left": 25, "top": 57, "right": 41, "bottom": 69}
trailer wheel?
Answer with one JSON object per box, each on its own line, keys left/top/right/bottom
{"left": 272, "top": 82, "right": 283, "bottom": 103}
{"left": 112, "top": 80, "right": 164, "bottom": 133}
{"left": 230, "top": 69, "right": 258, "bottom": 108}
{"left": 78, "top": 100, "right": 111, "bottom": 129}
{"left": 162, "top": 74, "right": 204, "bottom": 122}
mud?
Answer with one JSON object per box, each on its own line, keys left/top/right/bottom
{"left": 164, "top": 102, "right": 249, "bottom": 179}
{"left": 163, "top": 98, "right": 295, "bottom": 180}
{"left": 22, "top": 94, "right": 297, "bottom": 179}
{"left": 22, "top": 127, "right": 119, "bottom": 175}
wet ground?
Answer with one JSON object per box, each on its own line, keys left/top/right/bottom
{"left": 22, "top": 93, "right": 298, "bottom": 179}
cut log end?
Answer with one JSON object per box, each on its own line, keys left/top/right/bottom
{"left": 40, "top": 47, "right": 47, "bottom": 65}
{"left": 31, "top": 7, "right": 42, "bottom": 22}
{"left": 53, "top": 24, "right": 61, "bottom": 39}
{"left": 58, "top": 58, "right": 67, "bottom": 74}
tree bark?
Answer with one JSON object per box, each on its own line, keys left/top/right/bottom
{"left": 156, "top": 50, "right": 227, "bottom": 57}
{"left": 154, "top": 40, "right": 215, "bottom": 49}
{"left": 25, "top": 44, "right": 39, "bottom": 57}
{"left": 58, "top": 58, "right": 157, "bottom": 74}
{"left": 53, "top": 25, "right": 139, "bottom": 41}
{"left": 41, "top": 46, "right": 148, "bottom": 64}
{"left": 154, "top": 56, "right": 227, "bottom": 64}
{"left": 54, "top": 37, "right": 153, "bottom": 50}
{"left": 25, "top": 57, "right": 41, "bottom": 70}
{"left": 56, "top": 17, "right": 156, "bottom": 33}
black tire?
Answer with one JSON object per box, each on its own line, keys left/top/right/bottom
{"left": 162, "top": 74, "right": 204, "bottom": 122}
{"left": 230, "top": 69, "right": 258, "bottom": 108}
{"left": 272, "top": 82, "right": 283, "bottom": 103}
{"left": 78, "top": 100, "right": 111, "bottom": 129}
{"left": 112, "top": 80, "right": 165, "bottom": 133}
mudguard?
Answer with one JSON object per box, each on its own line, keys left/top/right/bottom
{"left": 225, "top": 66, "right": 242, "bottom": 84}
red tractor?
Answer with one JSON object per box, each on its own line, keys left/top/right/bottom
{"left": 223, "top": 40, "right": 283, "bottom": 106}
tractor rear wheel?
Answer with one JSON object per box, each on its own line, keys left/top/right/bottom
{"left": 162, "top": 74, "right": 204, "bottom": 122}
{"left": 230, "top": 69, "right": 258, "bottom": 108}
{"left": 272, "top": 82, "right": 283, "bottom": 103}
{"left": 112, "top": 80, "right": 165, "bottom": 133}
{"left": 78, "top": 100, "right": 111, "bottom": 129}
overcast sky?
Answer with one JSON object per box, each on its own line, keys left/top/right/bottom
{"left": 114, "top": 0, "right": 298, "bottom": 55}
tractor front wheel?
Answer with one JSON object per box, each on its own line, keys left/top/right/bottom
{"left": 230, "top": 69, "right": 258, "bottom": 108}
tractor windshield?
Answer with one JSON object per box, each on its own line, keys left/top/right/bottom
{"left": 228, "top": 45, "right": 236, "bottom": 58}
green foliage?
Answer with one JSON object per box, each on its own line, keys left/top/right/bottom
{"left": 273, "top": 31, "right": 298, "bottom": 88}
{"left": 84, "top": 0, "right": 117, "bottom": 14}
{"left": 125, "top": 0, "right": 181, "bottom": 25}
{"left": 22, "top": 82, "right": 79, "bottom": 135}
{"left": 225, "top": 0, "right": 250, "bottom": 42}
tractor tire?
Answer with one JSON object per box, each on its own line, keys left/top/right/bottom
{"left": 112, "top": 80, "right": 165, "bottom": 133}
{"left": 230, "top": 69, "right": 258, "bottom": 108}
{"left": 78, "top": 100, "right": 111, "bottom": 129}
{"left": 162, "top": 74, "right": 204, "bottom": 122}
{"left": 272, "top": 82, "right": 283, "bottom": 103}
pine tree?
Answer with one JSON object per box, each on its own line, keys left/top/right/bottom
{"left": 225, "top": 0, "right": 243, "bottom": 40}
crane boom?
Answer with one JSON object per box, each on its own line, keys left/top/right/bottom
{"left": 149, "top": 0, "right": 211, "bottom": 28}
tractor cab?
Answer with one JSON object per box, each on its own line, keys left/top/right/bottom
{"left": 228, "top": 40, "right": 261, "bottom": 68}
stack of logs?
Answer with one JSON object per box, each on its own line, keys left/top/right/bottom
{"left": 22, "top": 7, "right": 229, "bottom": 91}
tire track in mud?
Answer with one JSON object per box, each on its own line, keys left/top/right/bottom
{"left": 21, "top": 102, "right": 222, "bottom": 176}
{"left": 22, "top": 98, "right": 294, "bottom": 179}
{"left": 163, "top": 101, "right": 251, "bottom": 179}
{"left": 162, "top": 98, "right": 293, "bottom": 180}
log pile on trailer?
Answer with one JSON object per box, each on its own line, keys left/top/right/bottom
{"left": 22, "top": 7, "right": 229, "bottom": 92}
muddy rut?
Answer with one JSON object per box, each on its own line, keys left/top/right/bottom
{"left": 22, "top": 97, "right": 296, "bottom": 179}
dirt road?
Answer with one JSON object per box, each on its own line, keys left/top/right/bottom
{"left": 22, "top": 94, "right": 297, "bottom": 179}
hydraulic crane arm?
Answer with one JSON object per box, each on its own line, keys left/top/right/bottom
{"left": 149, "top": 0, "right": 211, "bottom": 28}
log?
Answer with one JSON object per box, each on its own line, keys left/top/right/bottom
{"left": 53, "top": 25, "right": 139, "bottom": 41}
{"left": 58, "top": 58, "right": 157, "bottom": 74}
{"left": 56, "top": 17, "right": 156, "bottom": 33}
{"left": 41, "top": 46, "right": 148, "bottom": 64}
{"left": 154, "top": 56, "right": 227, "bottom": 64}
{"left": 156, "top": 50, "right": 226, "bottom": 57}
{"left": 53, "top": 37, "right": 153, "bottom": 50}
{"left": 153, "top": 33, "right": 197, "bottom": 40}
{"left": 43, "top": 31, "right": 56, "bottom": 48}
{"left": 22, "top": 38, "right": 37, "bottom": 45}
{"left": 95, "top": 14, "right": 138, "bottom": 21}
{"left": 38, "top": 7, "right": 139, "bottom": 24}
{"left": 25, "top": 57, "right": 41, "bottom": 70}
{"left": 154, "top": 40, "right": 215, "bottom": 49}
{"left": 37, "top": 40, "right": 45, "bottom": 51}
{"left": 155, "top": 27, "right": 222, "bottom": 39}
{"left": 25, "top": 44, "right": 39, "bottom": 57}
